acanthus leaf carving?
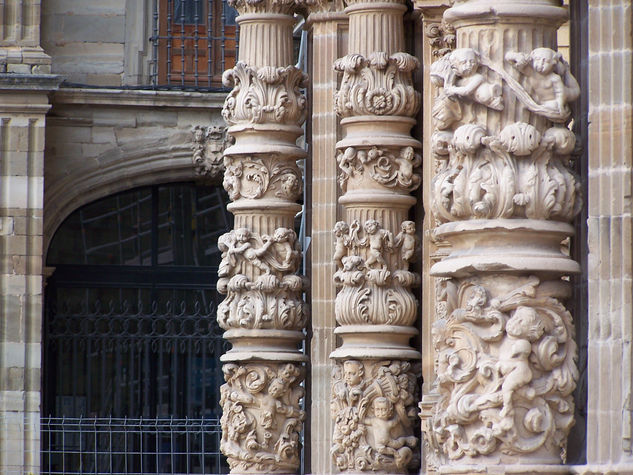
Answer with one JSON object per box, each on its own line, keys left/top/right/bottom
{"left": 334, "top": 52, "right": 421, "bottom": 118}
{"left": 431, "top": 122, "right": 581, "bottom": 223}
{"left": 217, "top": 228, "right": 307, "bottom": 330}
{"left": 221, "top": 362, "right": 305, "bottom": 473}
{"left": 192, "top": 125, "right": 233, "bottom": 181}
{"left": 425, "top": 19, "right": 456, "bottom": 60}
{"left": 331, "top": 360, "right": 419, "bottom": 473}
{"left": 425, "top": 276, "right": 578, "bottom": 463}
{"left": 222, "top": 62, "right": 308, "bottom": 126}
{"left": 337, "top": 146, "right": 421, "bottom": 193}
{"left": 333, "top": 219, "right": 419, "bottom": 326}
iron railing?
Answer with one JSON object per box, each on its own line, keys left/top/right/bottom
{"left": 40, "top": 416, "right": 227, "bottom": 474}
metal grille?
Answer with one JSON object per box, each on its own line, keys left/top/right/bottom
{"left": 40, "top": 417, "right": 224, "bottom": 474}
{"left": 150, "top": 0, "right": 239, "bottom": 89}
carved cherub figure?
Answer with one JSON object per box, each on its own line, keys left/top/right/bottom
{"left": 497, "top": 306, "right": 545, "bottom": 418}
{"left": 268, "top": 228, "right": 299, "bottom": 271}
{"left": 444, "top": 48, "right": 504, "bottom": 111}
{"left": 394, "top": 221, "right": 417, "bottom": 271}
{"left": 394, "top": 147, "right": 421, "bottom": 189}
{"left": 226, "top": 228, "right": 273, "bottom": 274}
{"left": 223, "top": 160, "right": 243, "bottom": 200}
{"left": 367, "top": 397, "right": 416, "bottom": 469}
{"left": 333, "top": 221, "right": 350, "bottom": 269}
{"left": 506, "top": 47, "right": 580, "bottom": 120}
{"left": 361, "top": 220, "right": 393, "bottom": 270}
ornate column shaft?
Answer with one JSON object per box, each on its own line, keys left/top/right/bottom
{"left": 218, "top": 0, "right": 308, "bottom": 472}
{"left": 423, "top": 0, "right": 581, "bottom": 472}
{"left": 329, "top": 0, "right": 422, "bottom": 472}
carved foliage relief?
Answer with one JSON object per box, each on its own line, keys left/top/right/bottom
{"left": 334, "top": 52, "right": 421, "bottom": 118}
{"left": 222, "top": 63, "right": 308, "bottom": 126}
{"left": 333, "top": 219, "right": 419, "bottom": 327}
{"left": 223, "top": 155, "right": 303, "bottom": 201}
{"left": 192, "top": 125, "right": 233, "bottom": 180}
{"left": 331, "top": 360, "right": 419, "bottom": 473}
{"left": 429, "top": 47, "right": 581, "bottom": 223}
{"left": 221, "top": 362, "right": 305, "bottom": 473}
{"left": 217, "top": 228, "right": 306, "bottom": 331}
{"left": 425, "top": 276, "right": 578, "bottom": 463}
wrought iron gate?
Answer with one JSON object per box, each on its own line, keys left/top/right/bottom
{"left": 42, "top": 183, "right": 233, "bottom": 474}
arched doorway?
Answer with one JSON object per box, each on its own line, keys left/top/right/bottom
{"left": 41, "top": 183, "right": 232, "bottom": 474}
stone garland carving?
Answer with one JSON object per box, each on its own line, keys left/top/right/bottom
{"left": 192, "top": 125, "right": 233, "bottom": 180}
{"left": 223, "top": 155, "right": 303, "bottom": 201}
{"left": 217, "top": 228, "right": 307, "bottom": 330}
{"left": 334, "top": 52, "right": 421, "bottom": 118}
{"left": 333, "top": 219, "right": 419, "bottom": 326}
{"left": 425, "top": 276, "right": 578, "bottom": 462}
{"left": 425, "top": 19, "right": 456, "bottom": 60}
{"left": 220, "top": 362, "right": 305, "bottom": 473}
{"left": 430, "top": 46, "right": 581, "bottom": 223}
{"left": 331, "top": 360, "right": 419, "bottom": 473}
{"left": 222, "top": 63, "right": 308, "bottom": 125}
{"left": 336, "top": 146, "right": 421, "bottom": 193}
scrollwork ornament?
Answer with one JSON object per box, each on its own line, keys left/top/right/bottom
{"left": 337, "top": 146, "right": 421, "bottom": 193}
{"left": 223, "top": 155, "right": 303, "bottom": 201}
{"left": 221, "top": 362, "right": 305, "bottom": 473}
{"left": 331, "top": 360, "right": 419, "bottom": 473}
{"left": 334, "top": 52, "right": 421, "bottom": 118}
{"left": 333, "top": 219, "right": 419, "bottom": 326}
{"left": 426, "top": 276, "right": 578, "bottom": 463}
{"left": 222, "top": 63, "right": 308, "bottom": 126}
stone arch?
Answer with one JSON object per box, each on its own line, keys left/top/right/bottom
{"left": 43, "top": 132, "right": 220, "bottom": 254}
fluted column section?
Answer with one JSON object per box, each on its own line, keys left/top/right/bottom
{"left": 329, "top": 0, "right": 422, "bottom": 472}
{"left": 217, "top": 0, "right": 308, "bottom": 472}
{"left": 423, "top": 0, "right": 581, "bottom": 472}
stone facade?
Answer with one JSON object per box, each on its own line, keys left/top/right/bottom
{"left": 0, "top": 0, "right": 632, "bottom": 474}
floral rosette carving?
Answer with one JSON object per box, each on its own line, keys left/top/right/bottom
{"left": 337, "top": 146, "right": 421, "bottom": 193}
{"left": 333, "top": 219, "right": 419, "bottom": 326}
{"left": 222, "top": 62, "right": 308, "bottom": 126}
{"left": 331, "top": 360, "right": 419, "bottom": 473}
{"left": 221, "top": 362, "right": 305, "bottom": 473}
{"left": 426, "top": 276, "right": 578, "bottom": 462}
{"left": 334, "top": 52, "right": 421, "bottom": 118}
{"left": 431, "top": 122, "right": 581, "bottom": 223}
{"left": 223, "top": 155, "right": 303, "bottom": 201}
{"left": 217, "top": 228, "right": 307, "bottom": 330}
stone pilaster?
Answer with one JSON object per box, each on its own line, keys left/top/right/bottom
{"left": 423, "top": 0, "right": 581, "bottom": 472}
{"left": 304, "top": 3, "right": 347, "bottom": 473}
{"left": 329, "top": 0, "right": 422, "bottom": 472}
{"left": 217, "top": 0, "right": 308, "bottom": 472}
{"left": 585, "top": 0, "right": 633, "bottom": 469}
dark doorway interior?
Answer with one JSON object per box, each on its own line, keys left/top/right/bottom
{"left": 42, "top": 183, "right": 233, "bottom": 474}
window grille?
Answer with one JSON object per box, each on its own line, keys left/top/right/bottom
{"left": 40, "top": 416, "right": 224, "bottom": 474}
{"left": 150, "top": 0, "right": 239, "bottom": 89}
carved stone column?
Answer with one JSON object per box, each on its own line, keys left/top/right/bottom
{"left": 217, "top": 0, "right": 308, "bottom": 472}
{"left": 423, "top": 0, "right": 581, "bottom": 472}
{"left": 329, "top": 0, "right": 422, "bottom": 472}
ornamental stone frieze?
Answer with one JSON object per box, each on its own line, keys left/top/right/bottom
{"left": 330, "top": 0, "right": 422, "bottom": 471}
{"left": 218, "top": 0, "right": 308, "bottom": 471}
{"left": 423, "top": 0, "right": 582, "bottom": 471}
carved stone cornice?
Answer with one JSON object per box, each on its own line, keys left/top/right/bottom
{"left": 228, "top": 0, "right": 304, "bottom": 15}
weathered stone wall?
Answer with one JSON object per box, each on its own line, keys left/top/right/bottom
{"left": 44, "top": 88, "right": 226, "bottom": 248}
{"left": 41, "top": 0, "right": 151, "bottom": 86}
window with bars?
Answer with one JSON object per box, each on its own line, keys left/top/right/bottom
{"left": 151, "top": 0, "right": 238, "bottom": 89}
